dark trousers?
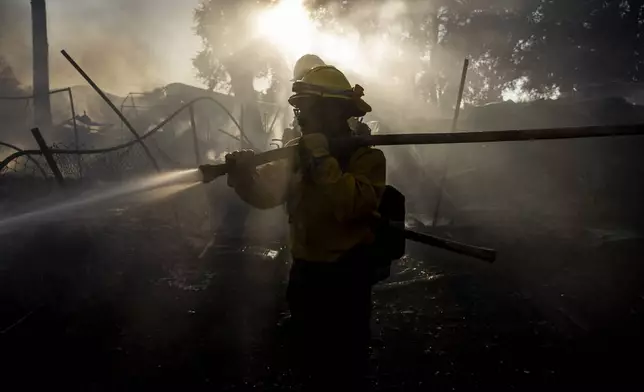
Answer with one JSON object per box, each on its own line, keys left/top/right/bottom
{"left": 286, "top": 250, "right": 373, "bottom": 390}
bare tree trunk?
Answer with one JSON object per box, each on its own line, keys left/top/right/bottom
{"left": 31, "top": 0, "right": 52, "bottom": 132}
{"left": 226, "top": 66, "right": 266, "bottom": 150}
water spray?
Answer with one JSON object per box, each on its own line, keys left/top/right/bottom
{"left": 0, "top": 169, "right": 201, "bottom": 234}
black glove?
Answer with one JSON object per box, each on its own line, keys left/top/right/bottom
{"left": 225, "top": 149, "right": 255, "bottom": 188}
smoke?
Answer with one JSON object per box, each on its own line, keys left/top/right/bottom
{"left": 255, "top": 0, "right": 458, "bottom": 121}
{"left": 0, "top": 0, "right": 202, "bottom": 95}
{"left": 252, "top": 0, "right": 609, "bottom": 233}
{"left": 0, "top": 1, "right": 29, "bottom": 85}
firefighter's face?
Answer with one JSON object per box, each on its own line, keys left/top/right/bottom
{"left": 294, "top": 98, "right": 322, "bottom": 134}
{"left": 295, "top": 98, "right": 350, "bottom": 136}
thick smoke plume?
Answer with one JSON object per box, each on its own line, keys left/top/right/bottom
{"left": 0, "top": 0, "right": 201, "bottom": 96}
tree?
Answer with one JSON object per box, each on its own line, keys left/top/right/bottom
{"left": 0, "top": 56, "right": 27, "bottom": 143}
{"left": 194, "top": 0, "right": 644, "bottom": 126}
{"left": 308, "top": 0, "right": 527, "bottom": 108}
{"left": 193, "top": 0, "right": 522, "bottom": 120}
{"left": 338, "top": 0, "right": 643, "bottom": 105}
{"left": 508, "top": 0, "right": 644, "bottom": 97}
{"left": 414, "top": 0, "right": 644, "bottom": 104}
{"left": 0, "top": 56, "right": 21, "bottom": 94}
{"left": 193, "top": 0, "right": 289, "bottom": 149}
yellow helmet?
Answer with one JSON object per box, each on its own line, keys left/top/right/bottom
{"left": 293, "top": 54, "right": 325, "bottom": 81}
{"left": 288, "top": 65, "right": 372, "bottom": 117}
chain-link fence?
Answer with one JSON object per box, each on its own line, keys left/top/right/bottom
{"left": 1, "top": 142, "right": 158, "bottom": 181}
{"left": 0, "top": 148, "right": 47, "bottom": 178}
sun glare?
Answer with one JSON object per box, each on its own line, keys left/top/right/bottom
{"left": 255, "top": 0, "right": 315, "bottom": 64}
{"left": 254, "top": 0, "right": 382, "bottom": 78}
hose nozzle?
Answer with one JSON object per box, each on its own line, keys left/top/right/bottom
{"left": 198, "top": 164, "right": 227, "bottom": 183}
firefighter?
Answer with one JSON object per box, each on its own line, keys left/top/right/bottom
{"left": 286, "top": 54, "right": 369, "bottom": 144}
{"left": 280, "top": 54, "right": 327, "bottom": 145}
{"left": 225, "top": 64, "right": 385, "bottom": 389}
{"left": 292, "top": 53, "right": 325, "bottom": 81}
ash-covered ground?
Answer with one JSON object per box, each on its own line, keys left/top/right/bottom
{"left": 2, "top": 137, "right": 644, "bottom": 391}
{"left": 2, "top": 195, "right": 643, "bottom": 391}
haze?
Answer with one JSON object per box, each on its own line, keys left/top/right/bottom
{"left": 0, "top": 0, "right": 202, "bottom": 95}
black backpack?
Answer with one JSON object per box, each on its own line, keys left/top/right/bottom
{"left": 370, "top": 185, "right": 406, "bottom": 283}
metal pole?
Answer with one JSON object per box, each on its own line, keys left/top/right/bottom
{"left": 451, "top": 59, "right": 469, "bottom": 132}
{"left": 206, "top": 117, "right": 211, "bottom": 143}
{"left": 198, "top": 123, "right": 644, "bottom": 183}
{"left": 0, "top": 87, "right": 69, "bottom": 101}
{"left": 66, "top": 87, "right": 82, "bottom": 179}
{"left": 31, "top": 0, "right": 53, "bottom": 131}
{"left": 360, "top": 124, "right": 644, "bottom": 145}
{"left": 60, "top": 50, "right": 160, "bottom": 172}
{"left": 189, "top": 104, "right": 202, "bottom": 165}
{"left": 240, "top": 104, "right": 246, "bottom": 149}
{"left": 268, "top": 108, "right": 280, "bottom": 135}
{"left": 130, "top": 94, "right": 139, "bottom": 118}
{"left": 432, "top": 58, "right": 469, "bottom": 227}
{"left": 30, "top": 127, "right": 64, "bottom": 186}
{"left": 0, "top": 141, "right": 49, "bottom": 179}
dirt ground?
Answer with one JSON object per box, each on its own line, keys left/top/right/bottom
{"left": 1, "top": 197, "right": 643, "bottom": 391}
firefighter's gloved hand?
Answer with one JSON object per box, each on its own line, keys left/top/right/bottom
{"left": 297, "top": 133, "right": 332, "bottom": 182}
{"left": 299, "top": 133, "right": 329, "bottom": 159}
{"left": 225, "top": 149, "right": 256, "bottom": 188}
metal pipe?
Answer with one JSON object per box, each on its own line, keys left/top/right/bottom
{"left": 0, "top": 141, "right": 49, "bottom": 178}
{"left": 451, "top": 59, "right": 469, "bottom": 132}
{"left": 218, "top": 129, "right": 241, "bottom": 141}
{"left": 0, "top": 96, "right": 249, "bottom": 171}
{"left": 400, "top": 226, "right": 495, "bottom": 262}
{"left": 198, "top": 122, "right": 644, "bottom": 183}
{"left": 66, "top": 87, "right": 82, "bottom": 179}
{"left": 433, "top": 58, "right": 470, "bottom": 226}
{"left": 240, "top": 104, "right": 246, "bottom": 149}
{"left": 268, "top": 108, "right": 280, "bottom": 134}
{"left": 189, "top": 105, "right": 202, "bottom": 165}
{"left": 31, "top": 0, "right": 53, "bottom": 131}
{"left": 60, "top": 49, "right": 160, "bottom": 172}
{"left": 359, "top": 124, "right": 644, "bottom": 145}
{"left": 206, "top": 117, "right": 211, "bottom": 143}
{"left": 5, "top": 121, "right": 644, "bottom": 178}
{"left": 0, "top": 87, "right": 71, "bottom": 101}
{"left": 119, "top": 93, "right": 145, "bottom": 139}
{"left": 30, "top": 127, "right": 64, "bottom": 186}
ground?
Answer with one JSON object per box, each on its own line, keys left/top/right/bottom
{"left": 1, "top": 198, "right": 643, "bottom": 391}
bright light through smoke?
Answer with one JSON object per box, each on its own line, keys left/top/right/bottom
{"left": 255, "top": 0, "right": 315, "bottom": 62}
{"left": 254, "top": 0, "right": 389, "bottom": 78}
